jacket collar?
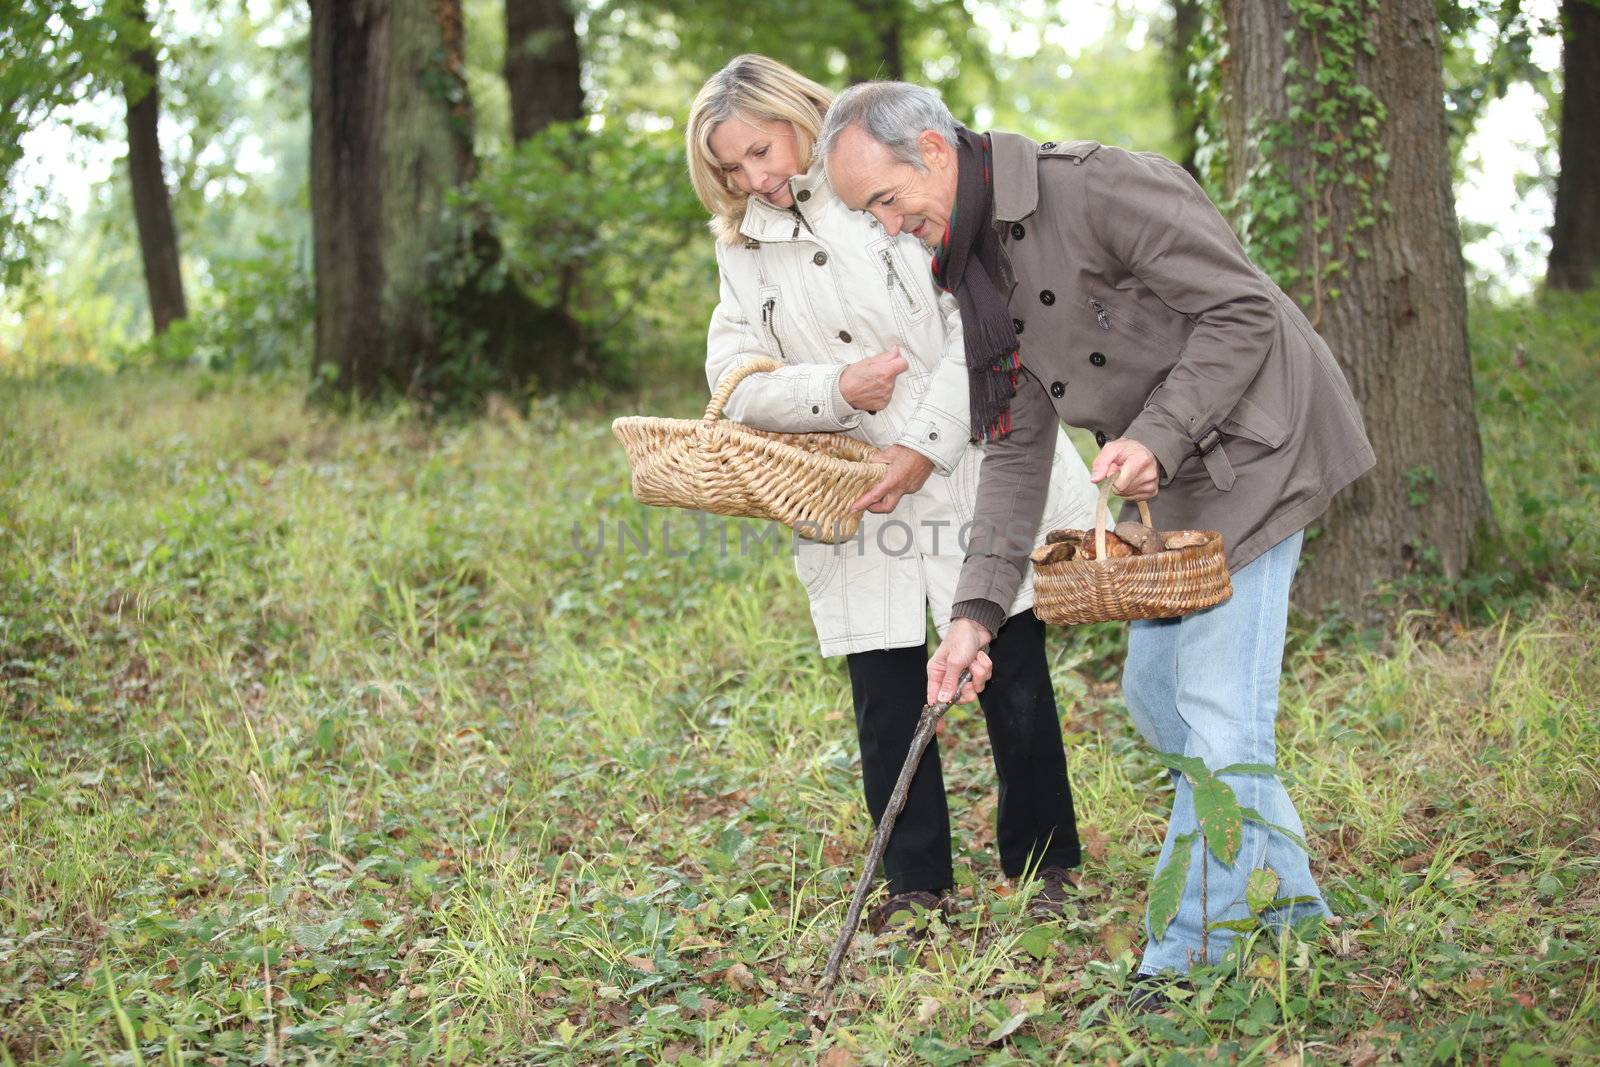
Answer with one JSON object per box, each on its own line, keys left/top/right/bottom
{"left": 986, "top": 130, "right": 1041, "bottom": 223}
{"left": 737, "top": 163, "right": 836, "bottom": 243}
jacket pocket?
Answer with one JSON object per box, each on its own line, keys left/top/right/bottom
{"left": 870, "top": 237, "right": 932, "bottom": 326}
{"left": 758, "top": 285, "right": 790, "bottom": 363}
{"left": 794, "top": 542, "right": 843, "bottom": 599}
{"left": 1221, "top": 394, "right": 1289, "bottom": 448}
{"left": 1087, "top": 296, "right": 1162, "bottom": 340}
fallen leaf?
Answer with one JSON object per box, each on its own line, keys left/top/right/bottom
{"left": 819, "top": 1048, "right": 858, "bottom": 1067}
{"left": 985, "top": 1010, "right": 1029, "bottom": 1045}
{"left": 1081, "top": 825, "right": 1110, "bottom": 863}
{"left": 622, "top": 955, "right": 655, "bottom": 973}
{"left": 915, "top": 995, "right": 941, "bottom": 1024}
{"left": 724, "top": 962, "right": 757, "bottom": 992}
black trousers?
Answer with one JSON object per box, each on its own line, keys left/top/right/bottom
{"left": 845, "top": 609, "right": 1081, "bottom": 894}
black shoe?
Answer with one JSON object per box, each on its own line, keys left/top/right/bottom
{"left": 1126, "top": 973, "right": 1191, "bottom": 1014}
{"left": 866, "top": 890, "right": 947, "bottom": 935}
{"left": 1023, "top": 866, "right": 1080, "bottom": 919}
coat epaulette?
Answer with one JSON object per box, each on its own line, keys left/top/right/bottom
{"left": 1038, "top": 139, "right": 1103, "bottom": 164}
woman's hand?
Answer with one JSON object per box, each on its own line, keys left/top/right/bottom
{"left": 850, "top": 445, "right": 935, "bottom": 514}
{"left": 1090, "top": 437, "right": 1160, "bottom": 501}
{"left": 839, "top": 347, "right": 908, "bottom": 412}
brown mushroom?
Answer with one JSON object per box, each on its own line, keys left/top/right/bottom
{"left": 1077, "top": 531, "right": 1136, "bottom": 560}
{"left": 1162, "top": 531, "right": 1210, "bottom": 551}
{"left": 1114, "top": 522, "right": 1164, "bottom": 556}
{"left": 1031, "top": 541, "right": 1077, "bottom": 565}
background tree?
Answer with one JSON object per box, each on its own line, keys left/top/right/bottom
{"left": 1204, "top": 0, "right": 1494, "bottom": 611}
{"left": 308, "top": 0, "right": 582, "bottom": 401}
{"left": 1548, "top": 0, "right": 1599, "bottom": 291}
{"left": 120, "top": 1, "right": 186, "bottom": 334}
{"left": 504, "top": 0, "right": 582, "bottom": 142}
{"left": 1163, "top": 0, "right": 1203, "bottom": 178}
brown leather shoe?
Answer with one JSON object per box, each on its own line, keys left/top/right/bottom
{"left": 1023, "top": 866, "right": 1081, "bottom": 919}
{"left": 866, "top": 890, "right": 947, "bottom": 935}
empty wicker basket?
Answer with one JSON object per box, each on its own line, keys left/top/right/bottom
{"left": 1032, "top": 478, "right": 1233, "bottom": 624}
{"left": 611, "top": 358, "right": 888, "bottom": 544}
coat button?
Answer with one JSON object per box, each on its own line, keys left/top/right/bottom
{"left": 812, "top": 405, "right": 821, "bottom": 414}
{"left": 928, "top": 430, "right": 939, "bottom": 441}
{"left": 1039, "top": 289, "right": 1055, "bottom": 305}
{"left": 1042, "top": 141, "right": 1057, "bottom": 150}
{"left": 1050, "top": 381, "right": 1065, "bottom": 399}
{"left": 1089, "top": 351, "right": 1107, "bottom": 367}
{"left": 838, "top": 330, "right": 851, "bottom": 343}
{"left": 1012, "top": 318, "right": 1025, "bottom": 334}
{"left": 796, "top": 189, "right": 811, "bottom": 202}
{"left": 1011, "top": 223, "right": 1026, "bottom": 240}
{"left": 813, "top": 251, "right": 828, "bottom": 266}
{"left": 1095, "top": 430, "right": 1108, "bottom": 446}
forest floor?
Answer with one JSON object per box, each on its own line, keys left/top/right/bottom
{"left": 2, "top": 294, "right": 1598, "bottom": 1065}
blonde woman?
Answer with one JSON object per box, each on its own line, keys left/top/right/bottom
{"left": 687, "top": 55, "right": 1098, "bottom": 927}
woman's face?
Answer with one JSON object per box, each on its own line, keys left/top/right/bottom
{"left": 708, "top": 115, "right": 802, "bottom": 210}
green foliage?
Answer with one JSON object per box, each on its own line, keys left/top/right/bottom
{"left": 2, "top": 291, "right": 1597, "bottom": 1061}
{"left": 1192, "top": 0, "right": 1388, "bottom": 314}
{"left": 1439, "top": 0, "right": 1559, "bottom": 164}
{"left": 462, "top": 120, "right": 712, "bottom": 381}
{"left": 1147, "top": 831, "right": 1196, "bottom": 940}
{"left": 1245, "top": 867, "right": 1281, "bottom": 915}
{"left": 0, "top": 0, "right": 137, "bottom": 289}
{"left": 978, "top": 13, "right": 1184, "bottom": 159}
{"left": 1367, "top": 290, "right": 1600, "bottom": 620}
{"left": 146, "top": 236, "right": 314, "bottom": 374}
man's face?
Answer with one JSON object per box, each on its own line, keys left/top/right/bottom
{"left": 828, "top": 125, "right": 958, "bottom": 247}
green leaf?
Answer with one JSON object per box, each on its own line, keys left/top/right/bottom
{"left": 1148, "top": 831, "right": 1197, "bottom": 941}
{"left": 1191, "top": 769, "right": 1245, "bottom": 864}
{"left": 1017, "top": 924, "right": 1055, "bottom": 961}
{"left": 984, "top": 1010, "right": 1029, "bottom": 1044}
{"left": 290, "top": 920, "right": 341, "bottom": 953}
{"left": 1238, "top": 806, "right": 1310, "bottom": 852}
{"left": 1153, "top": 751, "right": 1209, "bottom": 779}
{"left": 1213, "top": 762, "right": 1280, "bottom": 778}
{"left": 1246, "top": 868, "right": 1281, "bottom": 914}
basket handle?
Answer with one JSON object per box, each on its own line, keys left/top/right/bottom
{"left": 1092, "top": 477, "right": 1155, "bottom": 560}
{"left": 705, "top": 358, "right": 783, "bottom": 423}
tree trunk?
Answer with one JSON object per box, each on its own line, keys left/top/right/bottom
{"left": 504, "top": 0, "right": 583, "bottom": 143}
{"left": 1166, "top": 0, "right": 1203, "bottom": 180}
{"left": 309, "top": 0, "right": 482, "bottom": 399}
{"left": 1215, "top": 0, "right": 1494, "bottom": 612}
{"left": 1548, "top": 0, "right": 1600, "bottom": 291}
{"left": 845, "top": 0, "right": 904, "bottom": 82}
{"left": 123, "top": 3, "right": 186, "bottom": 335}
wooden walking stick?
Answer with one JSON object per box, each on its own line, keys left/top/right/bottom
{"left": 809, "top": 669, "right": 973, "bottom": 1030}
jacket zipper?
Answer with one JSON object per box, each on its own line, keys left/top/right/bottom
{"left": 1090, "top": 299, "right": 1112, "bottom": 330}
{"left": 881, "top": 250, "right": 918, "bottom": 310}
{"left": 761, "top": 297, "right": 788, "bottom": 361}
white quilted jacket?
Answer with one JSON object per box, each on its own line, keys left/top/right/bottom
{"left": 704, "top": 164, "right": 1097, "bottom": 657}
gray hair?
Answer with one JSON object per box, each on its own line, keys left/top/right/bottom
{"left": 816, "top": 81, "right": 961, "bottom": 172}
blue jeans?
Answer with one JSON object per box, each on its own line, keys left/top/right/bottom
{"left": 1123, "top": 529, "right": 1329, "bottom": 975}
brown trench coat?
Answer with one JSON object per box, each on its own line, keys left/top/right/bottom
{"left": 952, "top": 133, "right": 1376, "bottom": 633}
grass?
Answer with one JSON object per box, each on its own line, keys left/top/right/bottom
{"left": 0, "top": 293, "right": 1597, "bottom": 1064}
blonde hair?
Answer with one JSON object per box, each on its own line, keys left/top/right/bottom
{"left": 686, "top": 55, "right": 834, "bottom": 244}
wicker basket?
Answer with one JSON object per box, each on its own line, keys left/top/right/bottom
{"left": 611, "top": 358, "right": 888, "bottom": 544}
{"left": 1032, "top": 478, "right": 1233, "bottom": 624}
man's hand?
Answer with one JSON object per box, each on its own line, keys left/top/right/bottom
{"left": 850, "top": 444, "right": 935, "bottom": 514}
{"left": 928, "top": 618, "right": 993, "bottom": 704}
{"left": 838, "top": 347, "right": 908, "bottom": 412}
{"left": 1089, "top": 437, "right": 1160, "bottom": 501}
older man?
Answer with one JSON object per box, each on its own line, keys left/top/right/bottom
{"left": 818, "top": 83, "right": 1374, "bottom": 999}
